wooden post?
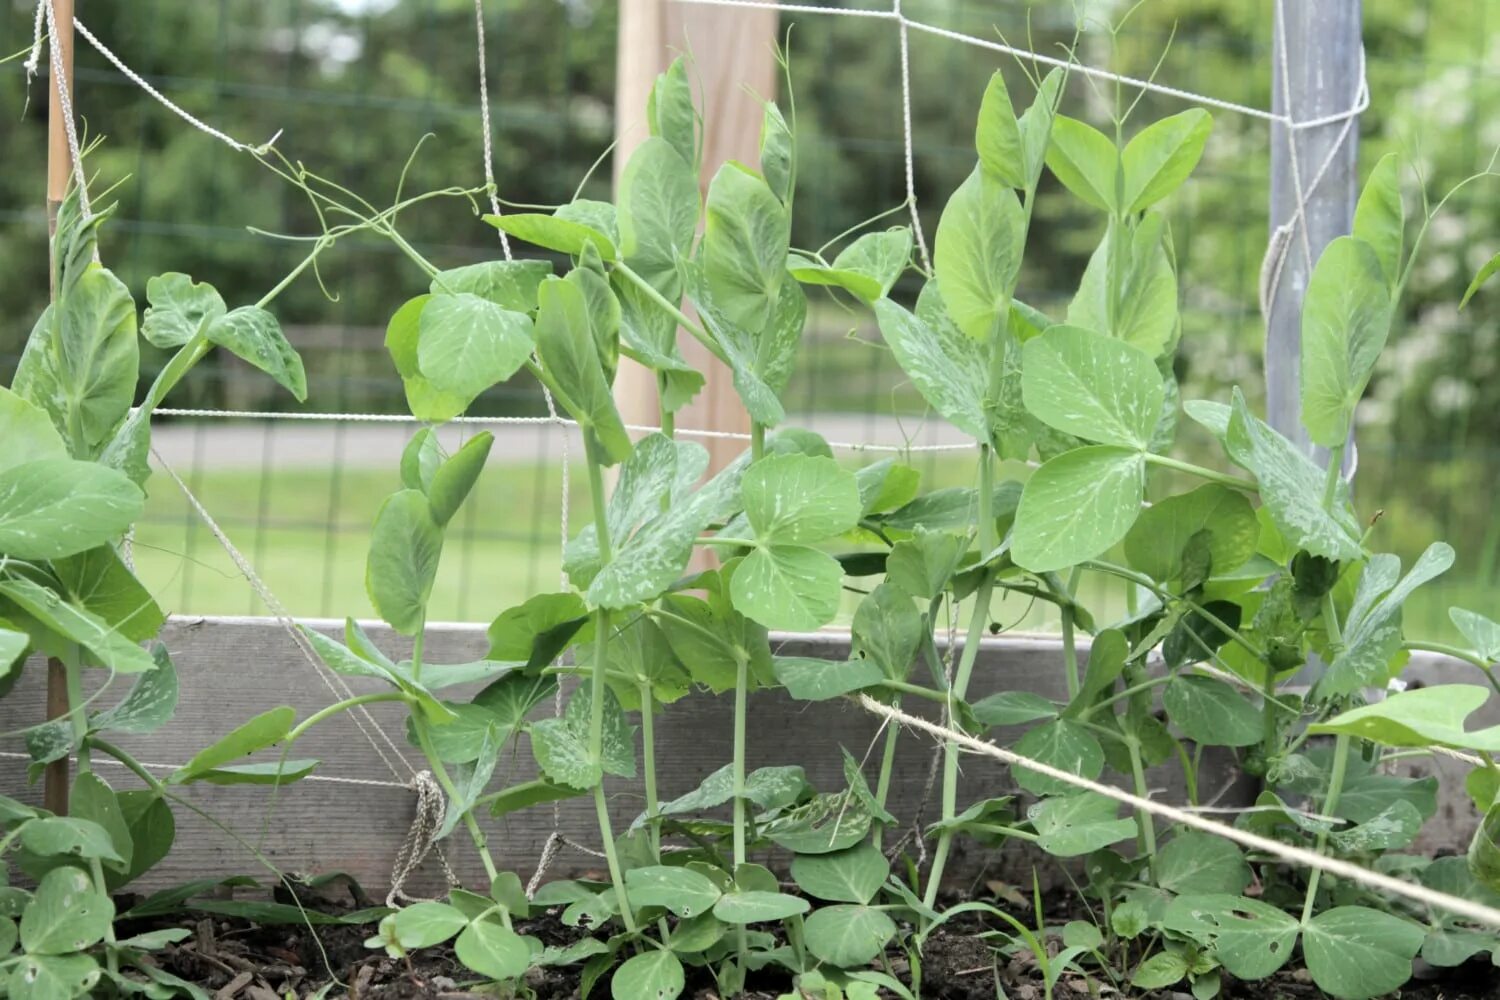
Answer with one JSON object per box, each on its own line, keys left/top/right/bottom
{"left": 612, "top": 0, "right": 779, "bottom": 473}
{"left": 43, "top": 0, "right": 78, "bottom": 817}
{"left": 1266, "top": 0, "right": 1362, "bottom": 458}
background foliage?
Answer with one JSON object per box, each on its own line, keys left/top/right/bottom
{"left": 0, "top": 0, "right": 1494, "bottom": 629}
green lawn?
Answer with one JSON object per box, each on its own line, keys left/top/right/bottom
{"left": 131, "top": 450, "right": 1494, "bottom": 645}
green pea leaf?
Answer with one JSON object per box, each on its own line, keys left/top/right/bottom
{"left": 1029, "top": 792, "right": 1137, "bottom": 857}
{"left": 1224, "top": 388, "right": 1360, "bottom": 562}
{"left": 1459, "top": 250, "right": 1500, "bottom": 309}
{"left": 7, "top": 953, "right": 100, "bottom": 998}
{"left": 48, "top": 545, "right": 165, "bottom": 643}
{"left": 773, "top": 656, "right": 883, "bottom": 701}
{"left": 790, "top": 842, "right": 889, "bottom": 904}
{"left": 1012, "top": 446, "right": 1146, "bottom": 573}
{"left": 790, "top": 228, "right": 912, "bottom": 303}
{"left": 1121, "top": 109, "right": 1212, "bottom": 213}
{"left": 976, "top": 70, "right": 1024, "bottom": 188}
{"left": 701, "top": 161, "right": 789, "bottom": 334}
{"left": 933, "top": 166, "right": 1025, "bottom": 341}
{"left": 1299, "top": 236, "right": 1392, "bottom": 448}
{"left": 484, "top": 211, "right": 617, "bottom": 260}
{"left": 433, "top": 260, "right": 552, "bottom": 312}
{"left": 760, "top": 101, "right": 794, "bottom": 204}
{"left": 803, "top": 904, "right": 897, "bottom": 967}
{"left": 873, "top": 294, "right": 988, "bottom": 442}
{"left": 141, "top": 272, "right": 226, "bottom": 348}
{"left": 1302, "top": 906, "right": 1422, "bottom": 1000}
{"left": 427, "top": 432, "right": 493, "bottom": 525}
{"left": 851, "top": 582, "right": 922, "bottom": 682}
{"left": 1155, "top": 832, "right": 1251, "bottom": 895}
{"left": 1451, "top": 607, "right": 1500, "bottom": 662}
{"left": 454, "top": 919, "right": 532, "bottom": 982}
{"left": 648, "top": 56, "right": 697, "bottom": 168}
{"left": 529, "top": 685, "right": 635, "bottom": 790}
{"left": 1320, "top": 543, "right": 1455, "bottom": 697}
{"left": 206, "top": 306, "right": 307, "bottom": 402}
{"left": 1021, "top": 325, "right": 1165, "bottom": 449}
{"left": 386, "top": 295, "right": 468, "bottom": 422}
{"left": 169, "top": 707, "right": 295, "bottom": 785}
{"left": 20, "top": 866, "right": 114, "bottom": 954}
{"left": 1311, "top": 684, "right": 1500, "bottom": 751}
{"left": 107, "top": 790, "right": 175, "bottom": 891}
{"left": 732, "top": 544, "right": 844, "bottom": 631}
{"left": 884, "top": 527, "right": 965, "bottom": 600}
{"left": 1131, "top": 950, "right": 1188, "bottom": 990}
{"left": 1351, "top": 153, "right": 1404, "bottom": 287}
{"left": 695, "top": 269, "right": 805, "bottom": 428}
{"left": 487, "top": 592, "right": 589, "bottom": 666}
{"left": 18, "top": 817, "right": 123, "bottom": 866}
{"left": 391, "top": 901, "right": 468, "bottom": 949}
{"left": 0, "top": 387, "right": 67, "bottom": 474}
{"left": 624, "top": 866, "right": 722, "bottom": 919}
{"left": 1066, "top": 628, "right": 1128, "bottom": 715}
{"left": 1012, "top": 720, "right": 1105, "bottom": 797}
{"left": 1468, "top": 804, "right": 1500, "bottom": 893}
{"left": 712, "top": 890, "right": 809, "bottom": 924}
{"left": 0, "top": 627, "right": 27, "bottom": 678}
{"left": 69, "top": 772, "right": 133, "bottom": 874}
{"left": 1330, "top": 799, "right": 1423, "bottom": 853}
{"left": 1124, "top": 484, "right": 1258, "bottom": 585}
{"left": 416, "top": 292, "right": 535, "bottom": 417}
{"left": 0, "top": 577, "right": 155, "bottom": 674}
{"left": 14, "top": 267, "right": 138, "bottom": 457}
{"left": 766, "top": 792, "right": 872, "bottom": 854}
{"left": 743, "top": 453, "right": 861, "bottom": 544}
{"left": 0, "top": 459, "right": 143, "bottom": 560}
{"left": 618, "top": 137, "right": 699, "bottom": 295}
{"left": 365, "top": 489, "right": 443, "bottom": 635}
{"left": 1161, "top": 894, "right": 1299, "bottom": 981}
{"left": 972, "top": 691, "right": 1059, "bottom": 728}
{"left": 612, "top": 948, "right": 685, "bottom": 1000}
{"left": 653, "top": 764, "right": 808, "bottom": 822}
{"left": 1066, "top": 214, "right": 1179, "bottom": 357}
{"left": 1163, "top": 675, "right": 1262, "bottom": 748}
{"left": 1045, "top": 115, "right": 1118, "bottom": 213}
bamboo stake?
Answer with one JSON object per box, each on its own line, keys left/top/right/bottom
{"left": 43, "top": 0, "right": 77, "bottom": 817}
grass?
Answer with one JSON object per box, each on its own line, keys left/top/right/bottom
{"left": 132, "top": 445, "right": 1494, "bottom": 644}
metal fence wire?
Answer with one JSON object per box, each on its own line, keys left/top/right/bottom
{"left": 0, "top": 0, "right": 1495, "bottom": 635}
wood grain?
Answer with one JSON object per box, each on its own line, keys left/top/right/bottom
{"left": 0, "top": 619, "right": 1293, "bottom": 894}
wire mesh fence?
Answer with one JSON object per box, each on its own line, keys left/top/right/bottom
{"left": 0, "top": 0, "right": 1495, "bottom": 635}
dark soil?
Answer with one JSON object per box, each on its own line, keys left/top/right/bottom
{"left": 114, "top": 892, "right": 1500, "bottom": 1000}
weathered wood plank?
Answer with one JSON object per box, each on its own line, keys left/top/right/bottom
{"left": 21, "top": 617, "right": 1458, "bottom": 895}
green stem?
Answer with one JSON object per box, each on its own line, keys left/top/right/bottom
{"left": 140, "top": 335, "right": 211, "bottom": 413}
{"left": 583, "top": 440, "right": 636, "bottom": 932}
{"left": 750, "top": 423, "right": 766, "bottom": 463}
{"left": 640, "top": 682, "right": 660, "bottom": 858}
{"left": 1143, "top": 453, "right": 1258, "bottom": 493}
{"left": 924, "top": 445, "right": 997, "bottom": 910}
{"left": 63, "top": 649, "right": 90, "bottom": 776}
{"left": 873, "top": 702, "right": 902, "bottom": 849}
{"left": 1127, "top": 738, "right": 1157, "bottom": 868}
{"left": 732, "top": 651, "right": 750, "bottom": 870}
{"left": 1406, "top": 641, "right": 1500, "bottom": 697}
{"left": 1300, "top": 733, "right": 1351, "bottom": 925}
{"left": 1084, "top": 560, "right": 1268, "bottom": 661}
{"left": 613, "top": 262, "right": 729, "bottom": 366}
{"left": 657, "top": 373, "right": 675, "bottom": 439}
{"left": 1321, "top": 444, "right": 1345, "bottom": 509}
{"left": 1060, "top": 596, "right": 1080, "bottom": 702}
{"left": 411, "top": 716, "right": 500, "bottom": 885}
{"left": 285, "top": 691, "right": 410, "bottom": 745}
{"left": 1080, "top": 674, "right": 1172, "bottom": 718}
{"left": 1262, "top": 667, "right": 1280, "bottom": 761}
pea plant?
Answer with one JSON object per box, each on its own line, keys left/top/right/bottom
{"left": 0, "top": 186, "right": 316, "bottom": 996}
{"left": 13, "top": 43, "right": 1499, "bottom": 1000}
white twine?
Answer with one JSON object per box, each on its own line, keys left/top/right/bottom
{"left": 148, "top": 408, "right": 977, "bottom": 455}
{"left": 472, "top": 0, "right": 513, "bottom": 262}
{"left": 674, "top": 0, "right": 1368, "bottom": 130}
{"left": 858, "top": 695, "right": 1500, "bottom": 930}
{"left": 41, "top": 0, "right": 91, "bottom": 220}
{"left": 892, "top": 0, "right": 931, "bottom": 272}
{"left": 151, "top": 446, "right": 415, "bottom": 784}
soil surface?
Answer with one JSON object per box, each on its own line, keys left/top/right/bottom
{"left": 116, "top": 890, "right": 1500, "bottom": 1000}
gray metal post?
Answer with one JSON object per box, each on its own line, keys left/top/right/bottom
{"left": 1266, "top": 0, "right": 1363, "bottom": 458}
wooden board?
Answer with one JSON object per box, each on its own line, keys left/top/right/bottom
{"left": 16, "top": 618, "right": 1472, "bottom": 895}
